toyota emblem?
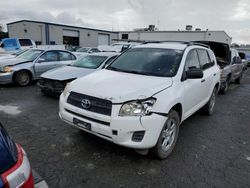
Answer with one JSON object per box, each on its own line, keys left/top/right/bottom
{"left": 81, "top": 99, "right": 91, "bottom": 109}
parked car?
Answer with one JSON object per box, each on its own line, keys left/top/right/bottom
{"left": 59, "top": 42, "right": 220, "bottom": 159}
{"left": 0, "top": 122, "right": 34, "bottom": 188}
{"left": 0, "top": 49, "right": 77, "bottom": 86}
{"left": 38, "top": 52, "right": 119, "bottom": 96}
{"left": 193, "top": 41, "right": 244, "bottom": 94}
{"left": 239, "top": 52, "right": 248, "bottom": 70}
{"left": 0, "top": 38, "right": 36, "bottom": 55}
{"left": 98, "top": 42, "right": 140, "bottom": 53}
{"left": 73, "top": 47, "right": 101, "bottom": 57}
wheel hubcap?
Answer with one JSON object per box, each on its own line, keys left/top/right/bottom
{"left": 19, "top": 73, "right": 29, "bottom": 85}
{"left": 161, "top": 119, "right": 176, "bottom": 151}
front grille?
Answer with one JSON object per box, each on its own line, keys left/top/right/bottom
{"left": 67, "top": 92, "right": 112, "bottom": 116}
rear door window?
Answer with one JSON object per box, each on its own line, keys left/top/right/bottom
{"left": 59, "top": 51, "right": 74, "bottom": 61}
{"left": 197, "top": 49, "right": 213, "bottom": 70}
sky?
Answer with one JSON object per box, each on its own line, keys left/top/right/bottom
{"left": 0, "top": 0, "right": 250, "bottom": 44}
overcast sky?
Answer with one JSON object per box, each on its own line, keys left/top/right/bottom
{"left": 1, "top": 0, "right": 250, "bottom": 44}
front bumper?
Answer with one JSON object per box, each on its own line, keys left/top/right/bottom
{"left": 37, "top": 79, "right": 65, "bottom": 96}
{"left": 59, "top": 94, "right": 167, "bottom": 149}
{"left": 0, "top": 72, "right": 13, "bottom": 84}
{"left": 219, "top": 76, "right": 227, "bottom": 90}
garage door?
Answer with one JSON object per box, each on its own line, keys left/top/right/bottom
{"left": 63, "top": 29, "right": 79, "bottom": 46}
{"left": 98, "top": 34, "right": 110, "bottom": 46}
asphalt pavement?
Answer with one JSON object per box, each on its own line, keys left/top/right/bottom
{"left": 0, "top": 71, "right": 249, "bottom": 188}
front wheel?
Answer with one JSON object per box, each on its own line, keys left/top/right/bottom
{"left": 152, "top": 110, "right": 180, "bottom": 159}
{"left": 203, "top": 88, "right": 216, "bottom": 115}
{"left": 14, "top": 71, "right": 31, "bottom": 86}
{"left": 220, "top": 77, "right": 229, "bottom": 94}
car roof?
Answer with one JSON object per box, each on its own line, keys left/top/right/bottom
{"left": 134, "top": 42, "right": 188, "bottom": 50}
{"left": 88, "top": 52, "right": 120, "bottom": 57}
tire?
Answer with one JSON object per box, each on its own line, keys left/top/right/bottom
{"left": 235, "top": 74, "right": 242, "bottom": 84}
{"left": 14, "top": 71, "right": 31, "bottom": 86}
{"left": 203, "top": 88, "right": 216, "bottom": 115}
{"left": 152, "top": 110, "right": 180, "bottom": 159}
{"left": 220, "top": 78, "right": 229, "bottom": 94}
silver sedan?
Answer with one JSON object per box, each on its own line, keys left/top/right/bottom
{"left": 37, "top": 52, "right": 119, "bottom": 97}
{"left": 0, "top": 49, "right": 77, "bottom": 86}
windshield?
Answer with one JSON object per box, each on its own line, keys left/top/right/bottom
{"left": 71, "top": 55, "right": 108, "bottom": 69}
{"left": 17, "top": 49, "right": 44, "bottom": 61}
{"left": 76, "top": 48, "right": 90, "bottom": 53}
{"left": 107, "top": 48, "right": 183, "bottom": 77}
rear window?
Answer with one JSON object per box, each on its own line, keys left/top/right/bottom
{"left": 19, "top": 39, "right": 33, "bottom": 46}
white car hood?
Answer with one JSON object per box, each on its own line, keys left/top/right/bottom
{"left": 69, "top": 69, "right": 173, "bottom": 103}
{"left": 42, "top": 66, "right": 96, "bottom": 81}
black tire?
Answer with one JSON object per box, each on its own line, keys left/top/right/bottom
{"left": 235, "top": 74, "right": 242, "bottom": 84}
{"left": 151, "top": 110, "right": 180, "bottom": 159}
{"left": 14, "top": 71, "right": 31, "bottom": 86}
{"left": 220, "top": 78, "right": 229, "bottom": 94}
{"left": 203, "top": 88, "right": 216, "bottom": 115}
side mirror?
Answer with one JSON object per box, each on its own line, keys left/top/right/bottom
{"left": 186, "top": 68, "right": 203, "bottom": 79}
{"left": 37, "top": 58, "right": 45, "bottom": 63}
{"left": 233, "top": 57, "right": 241, "bottom": 64}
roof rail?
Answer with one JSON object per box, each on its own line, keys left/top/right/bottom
{"left": 187, "top": 42, "right": 210, "bottom": 49}
{"left": 112, "top": 40, "right": 210, "bottom": 48}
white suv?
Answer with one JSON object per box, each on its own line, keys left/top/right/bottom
{"left": 59, "top": 42, "right": 220, "bottom": 159}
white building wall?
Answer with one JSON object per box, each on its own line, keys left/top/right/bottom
{"left": 7, "top": 21, "right": 118, "bottom": 47}
{"left": 8, "top": 21, "right": 46, "bottom": 44}
{"left": 119, "top": 31, "right": 232, "bottom": 44}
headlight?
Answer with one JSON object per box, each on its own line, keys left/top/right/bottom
{"left": 3, "top": 66, "right": 12, "bottom": 72}
{"left": 62, "top": 83, "right": 70, "bottom": 97}
{"left": 119, "top": 98, "right": 156, "bottom": 116}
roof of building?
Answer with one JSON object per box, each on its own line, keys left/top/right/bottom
{"left": 7, "top": 20, "right": 118, "bottom": 34}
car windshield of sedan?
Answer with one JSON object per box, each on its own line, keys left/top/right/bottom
{"left": 76, "top": 47, "right": 90, "bottom": 53}
{"left": 107, "top": 48, "right": 183, "bottom": 77}
{"left": 71, "top": 55, "right": 108, "bottom": 69}
{"left": 17, "top": 49, "right": 44, "bottom": 61}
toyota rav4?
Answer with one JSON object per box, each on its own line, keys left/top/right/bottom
{"left": 59, "top": 42, "right": 220, "bottom": 159}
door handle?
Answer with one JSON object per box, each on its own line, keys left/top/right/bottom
{"left": 201, "top": 79, "right": 206, "bottom": 83}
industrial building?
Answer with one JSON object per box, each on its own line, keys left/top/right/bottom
{"left": 119, "top": 25, "right": 232, "bottom": 44}
{"left": 7, "top": 20, "right": 232, "bottom": 47}
{"left": 7, "top": 20, "right": 119, "bottom": 46}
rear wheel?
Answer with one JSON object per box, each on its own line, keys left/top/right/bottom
{"left": 203, "top": 88, "right": 216, "bottom": 115}
{"left": 14, "top": 71, "right": 31, "bottom": 86}
{"left": 152, "top": 110, "right": 180, "bottom": 159}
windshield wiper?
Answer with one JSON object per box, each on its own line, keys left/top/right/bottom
{"left": 106, "top": 66, "right": 123, "bottom": 72}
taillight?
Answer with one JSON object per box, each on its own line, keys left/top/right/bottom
{"left": 1, "top": 145, "right": 34, "bottom": 188}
